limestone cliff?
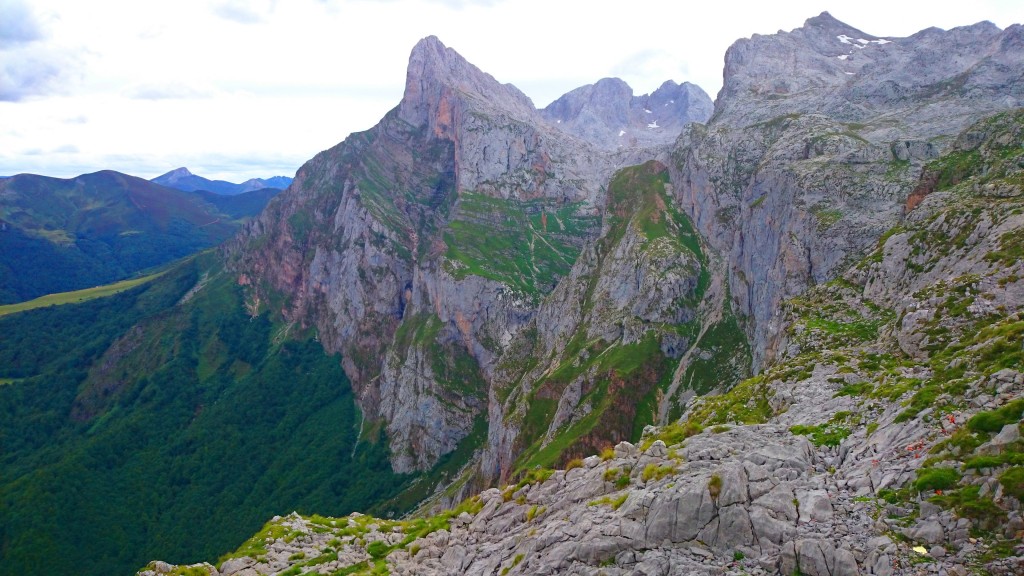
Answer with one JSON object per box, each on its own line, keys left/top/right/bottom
{"left": 228, "top": 36, "right": 712, "bottom": 477}
{"left": 143, "top": 107, "right": 1024, "bottom": 576}
{"left": 669, "top": 12, "right": 1024, "bottom": 370}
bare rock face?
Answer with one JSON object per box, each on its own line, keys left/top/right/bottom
{"left": 669, "top": 12, "right": 1024, "bottom": 368}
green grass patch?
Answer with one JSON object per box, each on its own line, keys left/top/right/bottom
{"left": 789, "top": 423, "right": 851, "bottom": 447}
{"left": 967, "top": 399, "right": 1024, "bottom": 433}
{"left": 913, "top": 468, "right": 960, "bottom": 492}
{"left": 999, "top": 466, "right": 1024, "bottom": 500}
{"left": 641, "top": 463, "right": 676, "bottom": 482}
{"left": 0, "top": 270, "right": 167, "bottom": 318}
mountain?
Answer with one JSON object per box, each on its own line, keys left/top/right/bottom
{"left": 227, "top": 34, "right": 718, "bottom": 483}
{"left": 0, "top": 170, "right": 277, "bottom": 304}
{"left": 152, "top": 167, "right": 293, "bottom": 195}
{"left": 3, "top": 12, "right": 1024, "bottom": 576}
{"left": 542, "top": 78, "right": 713, "bottom": 149}
{"left": 227, "top": 16, "right": 1023, "bottom": 491}
{"left": 141, "top": 100, "right": 1024, "bottom": 576}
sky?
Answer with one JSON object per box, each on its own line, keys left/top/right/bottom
{"left": 1, "top": 0, "right": 1021, "bottom": 182}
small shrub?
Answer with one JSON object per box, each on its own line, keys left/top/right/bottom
{"left": 733, "top": 551, "right": 745, "bottom": 561}
{"left": 600, "top": 446, "right": 616, "bottom": 461}
{"left": 565, "top": 458, "right": 584, "bottom": 471}
{"left": 708, "top": 474, "right": 723, "bottom": 500}
{"left": 287, "top": 552, "right": 305, "bottom": 561}
{"left": 366, "top": 540, "right": 390, "bottom": 560}
{"left": 999, "top": 466, "right": 1024, "bottom": 500}
{"left": 914, "top": 468, "right": 960, "bottom": 492}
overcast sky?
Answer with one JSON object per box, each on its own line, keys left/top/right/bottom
{"left": 1, "top": 0, "right": 1021, "bottom": 182}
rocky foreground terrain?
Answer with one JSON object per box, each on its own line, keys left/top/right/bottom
{"left": 142, "top": 12, "right": 1024, "bottom": 576}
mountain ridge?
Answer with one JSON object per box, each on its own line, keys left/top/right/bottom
{"left": 0, "top": 170, "right": 277, "bottom": 303}
{"left": 152, "top": 167, "right": 293, "bottom": 195}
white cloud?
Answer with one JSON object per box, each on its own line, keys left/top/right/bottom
{"left": 126, "top": 83, "right": 215, "bottom": 100}
{"left": 212, "top": 0, "right": 275, "bottom": 24}
{"left": 0, "top": 0, "right": 44, "bottom": 48}
{"left": 0, "top": 0, "right": 82, "bottom": 100}
{"left": 0, "top": 43, "right": 82, "bottom": 101}
{"left": 0, "top": 0, "right": 1021, "bottom": 181}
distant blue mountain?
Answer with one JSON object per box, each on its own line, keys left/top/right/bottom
{"left": 152, "top": 167, "right": 292, "bottom": 195}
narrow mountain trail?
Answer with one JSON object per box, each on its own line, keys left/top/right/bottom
{"left": 658, "top": 254, "right": 726, "bottom": 424}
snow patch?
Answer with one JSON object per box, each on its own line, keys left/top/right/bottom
{"left": 837, "top": 55, "right": 849, "bottom": 60}
{"left": 856, "top": 38, "right": 869, "bottom": 44}
{"left": 644, "top": 109, "right": 652, "bottom": 113}
{"left": 871, "top": 38, "right": 892, "bottom": 45}
{"left": 845, "top": 72, "right": 855, "bottom": 75}
{"left": 619, "top": 130, "right": 626, "bottom": 137}
{"left": 837, "top": 34, "right": 854, "bottom": 44}
{"left": 556, "top": 120, "right": 561, "bottom": 123}
{"left": 647, "top": 121, "right": 660, "bottom": 129}
{"left": 670, "top": 99, "right": 674, "bottom": 103}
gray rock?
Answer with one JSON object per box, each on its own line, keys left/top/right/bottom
{"left": 909, "top": 520, "right": 945, "bottom": 545}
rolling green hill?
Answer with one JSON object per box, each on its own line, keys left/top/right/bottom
{"left": 0, "top": 171, "right": 277, "bottom": 304}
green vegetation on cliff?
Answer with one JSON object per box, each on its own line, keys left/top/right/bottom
{"left": 444, "top": 193, "right": 599, "bottom": 296}
{"left": 510, "top": 161, "right": 735, "bottom": 471}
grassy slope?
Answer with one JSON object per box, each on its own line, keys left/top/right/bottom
{"left": 0, "top": 270, "right": 167, "bottom": 318}
{"left": 443, "top": 192, "right": 599, "bottom": 296}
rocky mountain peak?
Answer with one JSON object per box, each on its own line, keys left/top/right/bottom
{"left": 399, "top": 35, "right": 536, "bottom": 134}
{"left": 156, "top": 167, "right": 194, "bottom": 182}
{"left": 802, "top": 11, "right": 865, "bottom": 33}
{"left": 541, "top": 76, "right": 712, "bottom": 150}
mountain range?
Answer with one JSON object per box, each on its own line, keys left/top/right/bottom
{"left": 0, "top": 170, "right": 279, "bottom": 304}
{"left": 1, "top": 11, "right": 1022, "bottom": 576}
{"left": 151, "top": 167, "right": 293, "bottom": 196}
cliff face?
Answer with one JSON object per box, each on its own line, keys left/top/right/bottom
{"left": 229, "top": 36, "right": 713, "bottom": 476}
{"left": 669, "top": 12, "right": 1024, "bottom": 369}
